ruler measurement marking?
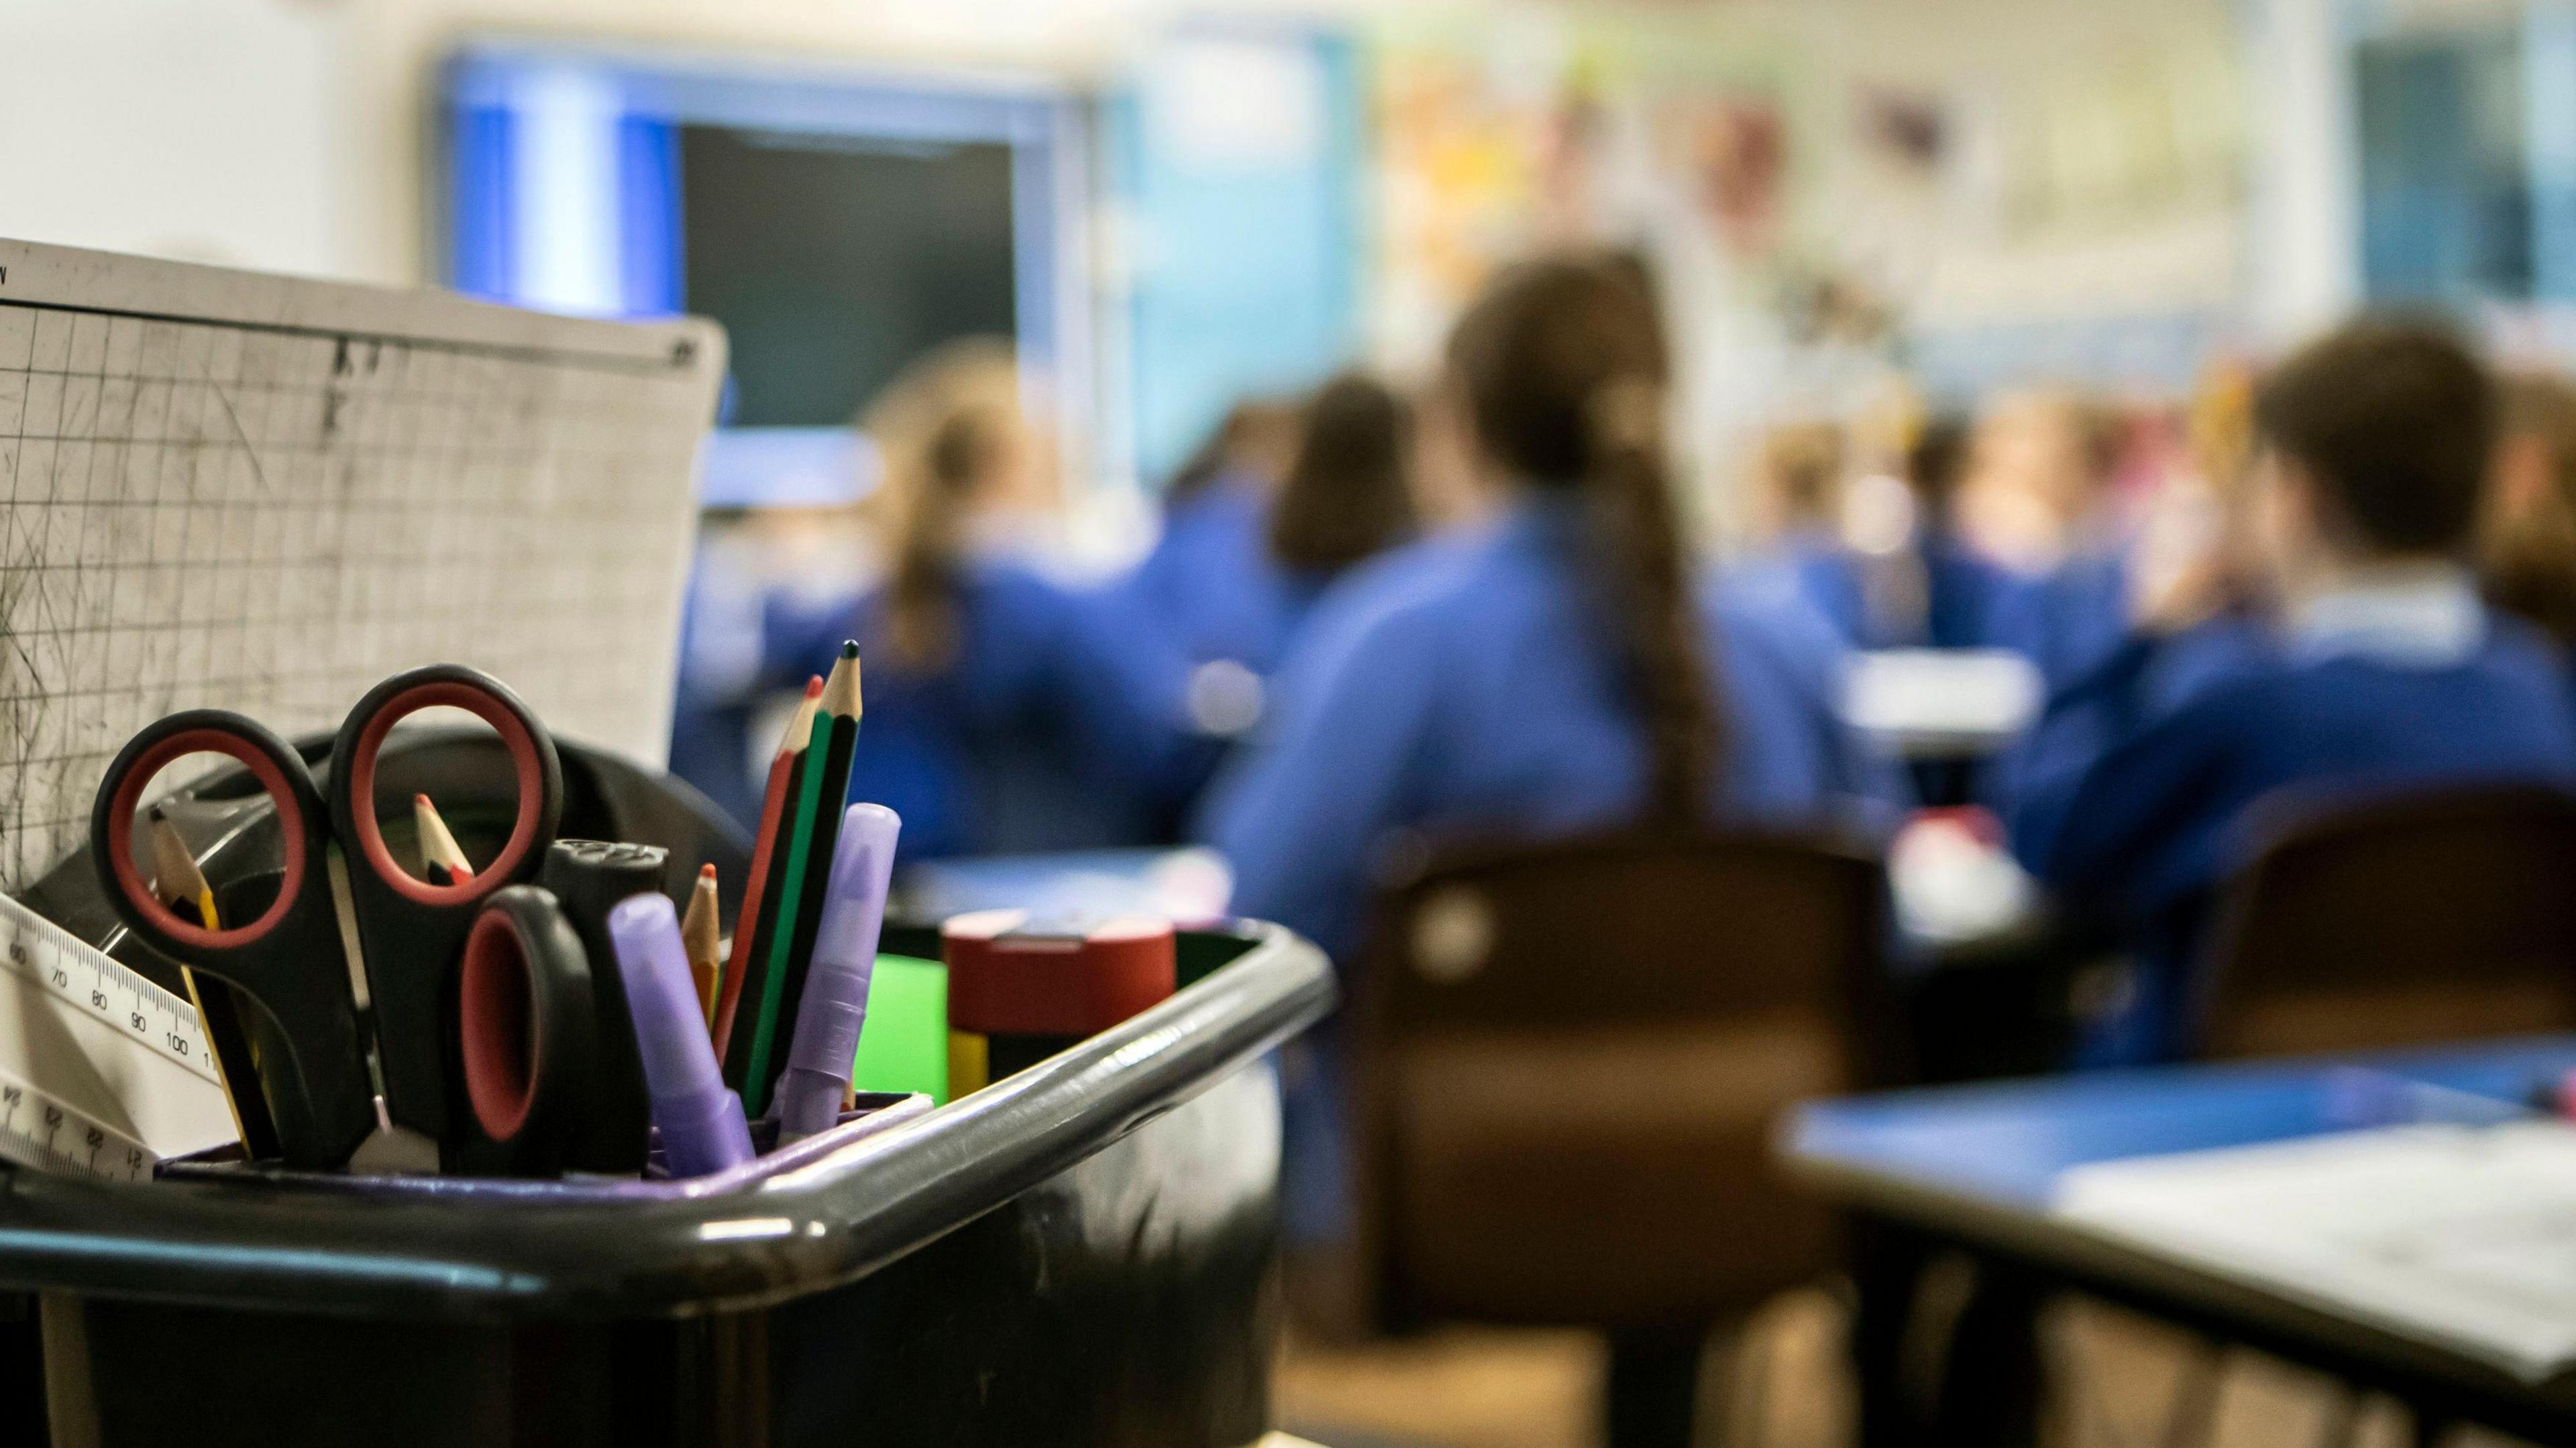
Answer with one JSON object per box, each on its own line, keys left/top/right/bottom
{"left": 0, "top": 1075, "right": 156, "bottom": 1184}
{"left": 0, "top": 896, "right": 215, "bottom": 1084}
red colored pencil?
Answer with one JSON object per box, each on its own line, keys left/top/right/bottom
{"left": 713, "top": 677, "right": 820, "bottom": 1058}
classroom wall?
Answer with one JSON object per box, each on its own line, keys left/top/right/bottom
{"left": 0, "top": 0, "right": 2355, "bottom": 353}
{"left": 0, "top": 0, "right": 1380, "bottom": 287}
{"left": 0, "top": 0, "right": 358, "bottom": 277}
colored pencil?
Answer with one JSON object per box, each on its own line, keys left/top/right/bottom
{"left": 413, "top": 793, "right": 473, "bottom": 883}
{"left": 714, "top": 677, "right": 821, "bottom": 1064}
{"left": 741, "top": 642, "right": 861, "bottom": 1114}
{"left": 148, "top": 807, "right": 278, "bottom": 1160}
{"left": 148, "top": 807, "right": 220, "bottom": 933}
{"left": 682, "top": 862, "right": 722, "bottom": 1030}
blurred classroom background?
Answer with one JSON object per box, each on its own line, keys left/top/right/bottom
{"left": 15, "top": 0, "right": 2576, "bottom": 1445}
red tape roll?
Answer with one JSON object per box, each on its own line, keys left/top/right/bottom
{"left": 942, "top": 910, "right": 1177, "bottom": 1038}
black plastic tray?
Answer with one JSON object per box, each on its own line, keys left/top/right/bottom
{"left": 3, "top": 920, "right": 1334, "bottom": 1447}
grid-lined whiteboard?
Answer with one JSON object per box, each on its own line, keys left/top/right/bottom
{"left": 0, "top": 238, "right": 726, "bottom": 893}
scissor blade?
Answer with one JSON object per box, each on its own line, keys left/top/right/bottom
{"left": 323, "top": 844, "right": 373, "bottom": 1013}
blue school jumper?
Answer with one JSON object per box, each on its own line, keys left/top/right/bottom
{"left": 1206, "top": 497, "right": 1892, "bottom": 964}
{"left": 770, "top": 563, "right": 1187, "bottom": 862}
{"left": 666, "top": 543, "right": 777, "bottom": 831}
{"left": 1772, "top": 530, "right": 2025, "bottom": 652}
{"left": 2007, "top": 571, "right": 2576, "bottom": 1064}
{"left": 1122, "top": 471, "right": 1324, "bottom": 680}
{"left": 1990, "top": 548, "right": 2131, "bottom": 693}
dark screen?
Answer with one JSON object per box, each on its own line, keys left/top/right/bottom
{"left": 679, "top": 126, "right": 1017, "bottom": 428}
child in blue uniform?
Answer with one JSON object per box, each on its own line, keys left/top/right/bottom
{"left": 1203, "top": 256, "right": 1884, "bottom": 1275}
{"left": 2008, "top": 320, "right": 2576, "bottom": 1064}
{"left": 1117, "top": 376, "right": 1417, "bottom": 687}
{"left": 1204, "top": 258, "right": 1887, "bottom": 964}
{"left": 1768, "top": 416, "right": 2025, "bottom": 655}
{"left": 1119, "top": 400, "right": 1300, "bottom": 668}
{"left": 772, "top": 343, "right": 1184, "bottom": 861}
{"left": 1106, "top": 375, "right": 1421, "bottom": 834}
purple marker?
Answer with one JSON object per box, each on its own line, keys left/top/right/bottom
{"left": 606, "top": 892, "right": 755, "bottom": 1177}
{"left": 776, "top": 804, "right": 902, "bottom": 1142}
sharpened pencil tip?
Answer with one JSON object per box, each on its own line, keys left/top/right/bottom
{"left": 820, "top": 646, "right": 861, "bottom": 718}
{"left": 804, "top": 676, "right": 823, "bottom": 697}
{"left": 700, "top": 862, "right": 717, "bottom": 879}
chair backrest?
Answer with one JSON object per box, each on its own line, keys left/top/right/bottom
{"left": 1350, "top": 829, "right": 1894, "bottom": 1333}
{"left": 2198, "top": 784, "right": 2576, "bottom": 1058}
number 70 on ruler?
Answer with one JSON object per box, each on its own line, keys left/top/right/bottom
{"left": 0, "top": 893, "right": 234, "bottom": 1182}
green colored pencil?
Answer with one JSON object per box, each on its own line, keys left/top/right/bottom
{"left": 741, "top": 643, "right": 859, "bottom": 1113}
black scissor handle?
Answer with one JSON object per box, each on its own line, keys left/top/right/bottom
{"left": 326, "top": 664, "right": 564, "bottom": 1142}
{"left": 327, "top": 665, "right": 565, "bottom": 902}
{"left": 453, "top": 885, "right": 594, "bottom": 1178}
{"left": 89, "top": 711, "right": 375, "bottom": 1168}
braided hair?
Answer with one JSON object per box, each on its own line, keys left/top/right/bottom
{"left": 1446, "top": 258, "right": 1721, "bottom": 824}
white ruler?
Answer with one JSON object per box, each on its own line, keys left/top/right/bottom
{"left": 0, "top": 893, "right": 236, "bottom": 1182}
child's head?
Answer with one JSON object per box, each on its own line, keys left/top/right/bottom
{"left": 1906, "top": 414, "right": 1974, "bottom": 526}
{"left": 865, "top": 339, "right": 1048, "bottom": 667}
{"left": 1754, "top": 421, "right": 1846, "bottom": 541}
{"left": 1165, "top": 399, "right": 1302, "bottom": 510}
{"left": 1442, "top": 254, "right": 1717, "bottom": 821}
{"left": 867, "top": 339, "right": 1048, "bottom": 527}
{"left": 2480, "top": 372, "right": 2576, "bottom": 644}
{"left": 1269, "top": 372, "right": 1416, "bottom": 575}
{"left": 1956, "top": 389, "right": 2109, "bottom": 570}
{"left": 2252, "top": 319, "right": 2495, "bottom": 589}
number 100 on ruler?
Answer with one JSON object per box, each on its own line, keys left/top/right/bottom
{"left": 0, "top": 893, "right": 236, "bottom": 1181}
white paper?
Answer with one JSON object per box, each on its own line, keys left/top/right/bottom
{"left": 0, "top": 236, "right": 727, "bottom": 895}
{"left": 1843, "top": 648, "right": 2044, "bottom": 753}
{"left": 2056, "top": 1121, "right": 2576, "bottom": 1382}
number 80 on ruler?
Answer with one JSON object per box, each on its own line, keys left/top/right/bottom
{"left": 0, "top": 893, "right": 233, "bottom": 1182}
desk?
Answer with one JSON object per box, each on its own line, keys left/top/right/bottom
{"left": 1784, "top": 1039, "right": 2576, "bottom": 1445}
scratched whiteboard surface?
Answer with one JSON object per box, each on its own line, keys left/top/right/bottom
{"left": 0, "top": 237, "right": 726, "bottom": 895}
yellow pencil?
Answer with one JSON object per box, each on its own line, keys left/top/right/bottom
{"left": 146, "top": 809, "right": 261, "bottom": 1152}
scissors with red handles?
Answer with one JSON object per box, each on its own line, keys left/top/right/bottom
{"left": 91, "top": 664, "right": 564, "bottom": 1168}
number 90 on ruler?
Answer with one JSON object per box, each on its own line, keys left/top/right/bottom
{"left": 0, "top": 893, "right": 235, "bottom": 1182}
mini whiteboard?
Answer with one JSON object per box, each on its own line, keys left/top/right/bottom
{"left": 1843, "top": 649, "right": 2045, "bottom": 758}
{"left": 0, "top": 237, "right": 726, "bottom": 895}
{"left": 2058, "top": 1121, "right": 2576, "bottom": 1384}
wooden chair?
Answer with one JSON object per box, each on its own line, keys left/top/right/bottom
{"left": 2129, "top": 785, "right": 2576, "bottom": 1448}
{"left": 2197, "top": 783, "right": 2576, "bottom": 1059}
{"left": 1348, "top": 829, "right": 1898, "bottom": 1448}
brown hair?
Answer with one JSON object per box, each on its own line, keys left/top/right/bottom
{"left": 868, "top": 339, "right": 1026, "bottom": 669}
{"left": 1762, "top": 421, "right": 1845, "bottom": 533}
{"left": 2255, "top": 318, "right": 2496, "bottom": 555}
{"left": 1269, "top": 372, "right": 1417, "bottom": 575}
{"left": 1164, "top": 400, "right": 1302, "bottom": 510}
{"left": 1907, "top": 413, "right": 1974, "bottom": 527}
{"left": 2481, "top": 373, "right": 2576, "bottom": 646}
{"left": 1446, "top": 257, "right": 1721, "bottom": 824}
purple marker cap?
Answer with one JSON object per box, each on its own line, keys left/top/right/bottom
{"left": 606, "top": 892, "right": 755, "bottom": 1177}
{"left": 777, "top": 804, "right": 902, "bottom": 1141}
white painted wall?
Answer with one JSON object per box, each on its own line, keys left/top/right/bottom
{"left": 2244, "top": 0, "right": 2363, "bottom": 345}
{"left": 0, "top": 0, "right": 356, "bottom": 276}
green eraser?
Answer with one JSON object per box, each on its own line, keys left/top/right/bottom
{"left": 851, "top": 954, "right": 949, "bottom": 1105}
